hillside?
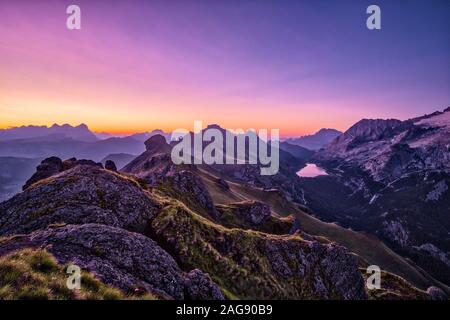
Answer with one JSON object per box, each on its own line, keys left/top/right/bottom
{"left": 0, "top": 133, "right": 447, "bottom": 300}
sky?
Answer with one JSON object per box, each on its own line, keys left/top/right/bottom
{"left": 0, "top": 0, "right": 449, "bottom": 136}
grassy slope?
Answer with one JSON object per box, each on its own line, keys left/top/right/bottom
{"left": 199, "top": 168, "right": 449, "bottom": 293}
{"left": 362, "top": 269, "right": 428, "bottom": 300}
{"left": 0, "top": 248, "right": 156, "bottom": 300}
{"left": 151, "top": 200, "right": 355, "bottom": 300}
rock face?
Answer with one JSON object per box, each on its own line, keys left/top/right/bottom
{"left": 23, "top": 157, "right": 103, "bottom": 190}
{"left": 122, "top": 138, "right": 218, "bottom": 220}
{"left": 263, "top": 239, "right": 368, "bottom": 300}
{"left": 23, "top": 156, "right": 63, "bottom": 190}
{"left": 184, "top": 269, "right": 225, "bottom": 300}
{"left": 144, "top": 134, "right": 170, "bottom": 154}
{"left": 168, "top": 170, "right": 218, "bottom": 219}
{"left": 122, "top": 134, "right": 172, "bottom": 175}
{"left": 226, "top": 201, "right": 271, "bottom": 225}
{"left": 0, "top": 165, "right": 160, "bottom": 236}
{"left": 121, "top": 135, "right": 180, "bottom": 186}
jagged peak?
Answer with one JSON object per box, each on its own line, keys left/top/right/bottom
{"left": 144, "top": 134, "right": 170, "bottom": 152}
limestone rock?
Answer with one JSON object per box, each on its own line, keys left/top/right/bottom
{"left": 1, "top": 165, "right": 160, "bottom": 236}
{"left": 184, "top": 269, "right": 225, "bottom": 300}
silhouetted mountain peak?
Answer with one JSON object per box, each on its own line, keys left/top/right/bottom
{"left": 144, "top": 134, "right": 170, "bottom": 152}
{"left": 285, "top": 128, "right": 342, "bottom": 150}
{"left": 0, "top": 123, "right": 98, "bottom": 142}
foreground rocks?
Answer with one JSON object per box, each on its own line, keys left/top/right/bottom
{"left": 105, "top": 160, "right": 117, "bottom": 171}
{"left": 0, "top": 165, "right": 160, "bottom": 236}
{"left": 0, "top": 224, "right": 223, "bottom": 300}
{"left": 184, "top": 269, "right": 225, "bottom": 300}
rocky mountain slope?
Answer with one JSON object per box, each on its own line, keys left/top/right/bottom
{"left": 0, "top": 124, "right": 98, "bottom": 142}
{"left": 0, "top": 135, "right": 444, "bottom": 300}
{"left": 308, "top": 108, "right": 450, "bottom": 286}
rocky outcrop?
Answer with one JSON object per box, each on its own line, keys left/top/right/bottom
{"left": 0, "top": 224, "right": 186, "bottom": 299}
{"left": 263, "top": 240, "right": 367, "bottom": 300}
{"left": 341, "top": 119, "right": 406, "bottom": 146}
{"left": 427, "top": 286, "right": 448, "bottom": 300}
{"left": 105, "top": 160, "right": 117, "bottom": 172}
{"left": 23, "top": 157, "right": 63, "bottom": 190}
{"left": 285, "top": 128, "right": 342, "bottom": 151}
{"left": 0, "top": 165, "right": 160, "bottom": 236}
{"left": 23, "top": 157, "right": 103, "bottom": 190}
{"left": 122, "top": 134, "right": 173, "bottom": 177}
{"left": 151, "top": 203, "right": 368, "bottom": 300}
{"left": 184, "top": 269, "right": 225, "bottom": 300}
{"left": 63, "top": 158, "right": 103, "bottom": 171}
{"left": 144, "top": 134, "right": 171, "bottom": 154}
{"left": 167, "top": 170, "right": 218, "bottom": 219}
{"left": 315, "top": 109, "right": 450, "bottom": 182}
{"left": 223, "top": 201, "right": 271, "bottom": 225}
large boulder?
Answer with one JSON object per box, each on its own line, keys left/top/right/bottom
{"left": 225, "top": 201, "right": 271, "bottom": 225}
{"left": 0, "top": 224, "right": 186, "bottom": 299}
{"left": 0, "top": 165, "right": 160, "bottom": 236}
{"left": 23, "top": 157, "right": 103, "bottom": 190}
{"left": 23, "top": 156, "right": 63, "bottom": 190}
{"left": 105, "top": 160, "right": 117, "bottom": 172}
{"left": 168, "top": 170, "right": 218, "bottom": 220}
{"left": 144, "top": 134, "right": 171, "bottom": 153}
{"left": 184, "top": 269, "right": 225, "bottom": 300}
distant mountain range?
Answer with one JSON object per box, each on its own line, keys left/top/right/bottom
{"left": 0, "top": 123, "right": 98, "bottom": 142}
{"left": 285, "top": 128, "right": 342, "bottom": 150}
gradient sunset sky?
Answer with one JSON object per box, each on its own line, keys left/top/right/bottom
{"left": 0, "top": 0, "right": 449, "bottom": 136}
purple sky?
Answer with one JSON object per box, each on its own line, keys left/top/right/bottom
{"left": 0, "top": 0, "right": 449, "bottom": 135}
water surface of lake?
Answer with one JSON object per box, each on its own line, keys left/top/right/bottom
{"left": 297, "top": 163, "right": 328, "bottom": 178}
